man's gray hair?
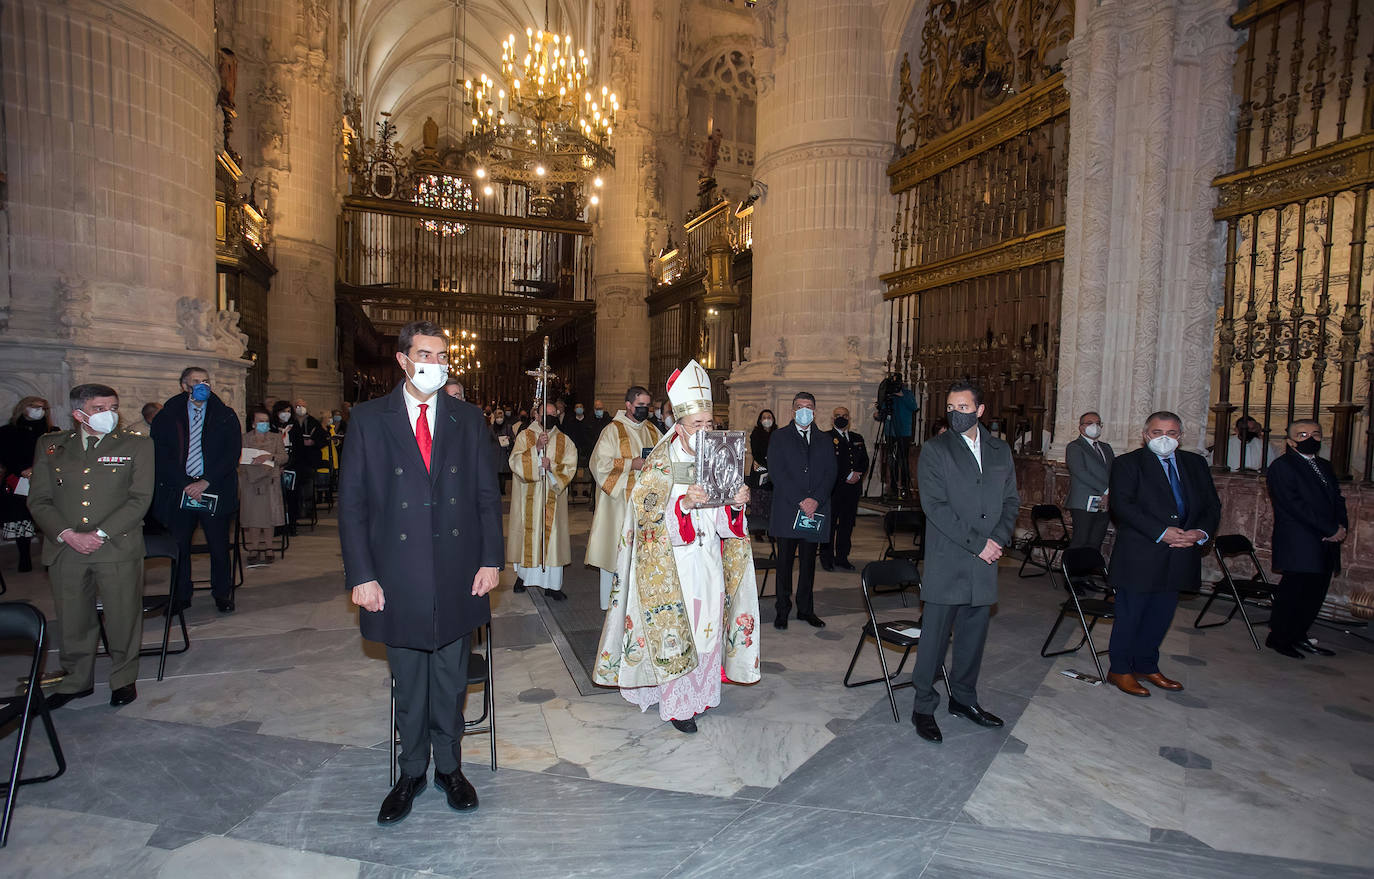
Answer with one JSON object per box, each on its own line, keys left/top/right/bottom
{"left": 1144, "top": 410, "right": 1183, "bottom": 428}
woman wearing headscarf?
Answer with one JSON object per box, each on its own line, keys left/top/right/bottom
{"left": 0, "top": 396, "right": 54, "bottom": 571}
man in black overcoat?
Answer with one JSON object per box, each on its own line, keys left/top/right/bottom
{"left": 150, "top": 366, "right": 241, "bottom": 612}
{"left": 1106, "top": 411, "right": 1221, "bottom": 696}
{"left": 768, "top": 391, "right": 837, "bottom": 630}
{"left": 1265, "top": 419, "right": 1347, "bottom": 658}
{"left": 910, "top": 381, "right": 1019, "bottom": 743}
{"left": 339, "top": 321, "right": 503, "bottom": 825}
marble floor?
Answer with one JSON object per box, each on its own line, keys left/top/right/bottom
{"left": 1, "top": 505, "right": 1372, "bottom": 878}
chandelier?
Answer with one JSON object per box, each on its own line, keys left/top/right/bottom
{"left": 463, "top": 25, "right": 617, "bottom": 217}
{"left": 446, "top": 328, "right": 480, "bottom": 376}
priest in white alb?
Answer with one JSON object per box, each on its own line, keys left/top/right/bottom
{"left": 507, "top": 402, "right": 578, "bottom": 599}
{"left": 585, "top": 384, "right": 661, "bottom": 609}
{"left": 593, "top": 360, "right": 761, "bottom": 733}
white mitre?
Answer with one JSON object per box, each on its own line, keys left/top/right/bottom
{"left": 667, "top": 359, "right": 713, "bottom": 420}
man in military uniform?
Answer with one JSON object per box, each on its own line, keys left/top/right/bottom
{"left": 28, "top": 383, "right": 154, "bottom": 708}
{"left": 821, "top": 405, "right": 869, "bottom": 572}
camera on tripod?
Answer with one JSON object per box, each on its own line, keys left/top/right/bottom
{"left": 874, "top": 372, "right": 904, "bottom": 422}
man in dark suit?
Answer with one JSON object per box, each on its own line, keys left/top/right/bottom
{"left": 768, "top": 391, "right": 837, "bottom": 630}
{"left": 1265, "top": 419, "right": 1347, "bottom": 658}
{"left": 910, "top": 380, "right": 1019, "bottom": 743}
{"left": 1106, "top": 411, "right": 1221, "bottom": 696}
{"left": 1065, "top": 411, "right": 1114, "bottom": 552}
{"left": 820, "top": 406, "right": 868, "bottom": 572}
{"left": 339, "top": 320, "right": 503, "bottom": 826}
{"left": 150, "top": 366, "right": 241, "bottom": 612}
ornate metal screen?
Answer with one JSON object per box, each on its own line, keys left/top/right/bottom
{"left": 1210, "top": 0, "right": 1374, "bottom": 480}
{"left": 882, "top": 0, "right": 1073, "bottom": 451}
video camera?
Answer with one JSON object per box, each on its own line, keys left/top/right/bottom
{"left": 874, "top": 372, "right": 905, "bottom": 422}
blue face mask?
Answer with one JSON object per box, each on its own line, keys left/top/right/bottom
{"left": 332, "top": 415, "right": 342, "bottom": 424}
{"left": 191, "top": 382, "right": 211, "bottom": 402}
{"left": 795, "top": 407, "right": 815, "bottom": 427}
{"left": 254, "top": 422, "right": 270, "bottom": 433}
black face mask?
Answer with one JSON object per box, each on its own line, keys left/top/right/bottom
{"left": 633, "top": 405, "right": 649, "bottom": 422}
{"left": 543, "top": 415, "right": 559, "bottom": 430}
{"left": 947, "top": 410, "right": 980, "bottom": 434}
{"left": 834, "top": 416, "right": 849, "bottom": 430}
{"left": 1294, "top": 437, "right": 1321, "bottom": 455}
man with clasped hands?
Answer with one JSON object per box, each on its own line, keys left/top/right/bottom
{"left": 339, "top": 320, "right": 504, "bottom": 825}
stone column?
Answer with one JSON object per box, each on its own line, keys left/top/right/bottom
{"left": 0, "top": 0, "right": 248, "bottom": 422}
{"left": 726, "top": 0, "right": 893, "bottom": 442}
{"left": 590, "top": 0, "right": 677, "bottom": 405}
{"left": 229, "top": 0, "right": 341, "bottom": 413}
{"left": 1052, "top": 0, "right": 1239, "bottom": 456}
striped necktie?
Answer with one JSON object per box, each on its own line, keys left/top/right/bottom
{"left": 187, "top": 406, "right": 204, "bottom": 477}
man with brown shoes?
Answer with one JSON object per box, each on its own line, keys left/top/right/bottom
{"left": 1105, "top": 411, "right": 1221, "bottom": 697}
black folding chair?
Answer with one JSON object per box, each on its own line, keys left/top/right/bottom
{"left": 0, "top": 602, "right": 67, "bottom": 847}
{"left": 390, "top": 622, "right": 495, "bottom": 784}
{"left": 750, "top": 523, "right": 777, "bottom": 599}
{"left": 843, "top": 560, "right": 950, "bottom": 723}
{"left": 1040, "top": 547, "right": 1115, "bottom": 679}
{"left": 1194, "top": 534, "right": 1272, "bottom": 651}
{"left": 879, "top": 509, "right": 925, "bottom": 605}
{"left": 96, "top": 532, "right": 190, "bottom": 682}
{"left": 1019, "top": 504, "right": 1072, "bottom": 578}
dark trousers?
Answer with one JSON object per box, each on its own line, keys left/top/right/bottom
{"left": 821, "top": 483, "right": 861, "bottom": 566}
{"left": 388, "top": 635, "right": 471, "bottom": 778}
{"left": 889, "top": 437, "right": 912, "bottom": 495}
{"left": 774, "top": 537, "right": 818, "bottom": 619}
{"left": 1108, "top": 590, "right": 1178, "bottom": 675}
{"left": 171, "top": 506, "right": 234, "bottom": 603}
{"left": 911, "top": 602, "right": 989, "bottom": 714}
{"left": 1269, "top": 569, "right": 1333, "bottom": 646}
{"left": 1069, "top": 509, "right": 1110, "bottom": 553}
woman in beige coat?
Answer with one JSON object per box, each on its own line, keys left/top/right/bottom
{"left": 240, "top": 407, "right": 287, "bottom": 563}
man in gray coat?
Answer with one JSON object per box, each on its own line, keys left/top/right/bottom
{"left": 911, "top": 380, "right": 1020, "bottom": 742}
{"left": 1065, "top": 411, "right": 1114, "bottom": 553}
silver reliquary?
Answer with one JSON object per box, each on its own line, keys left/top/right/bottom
{"left": 694, "top": 430, "right": 746, "bottom": 507}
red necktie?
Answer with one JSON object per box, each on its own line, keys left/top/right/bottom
{"left": 416, "top": 403, "right": 432, "bottom": 471}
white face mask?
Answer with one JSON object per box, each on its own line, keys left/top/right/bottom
{"left": 25, "top": 407, "right": 45, "bottom": 421}
{"left": 294, "top": 406, "right": 307, "bottom": 416}
{"left": 84, "top": 409, "right": 118, "bottom": 435}
{"left": 278, "top": 411, "right": 291, "bottom": 423}
{"left": 760, "top": 418, "right": 773, "bottom": 429}
{"left": 406, "top": 356, "right": 449, "bottom": 396}
{"left": 1147, "top": 435, "right": 1180, "bottom": 456}
{"left": 681, "top": 428, "right": 698, "bottom": 453}
{"left": 1083, "top": 423, "right": 1101, "bottom": 439}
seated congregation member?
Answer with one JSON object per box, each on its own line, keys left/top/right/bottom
{"left": 1106, "top": 411, "right": 1221, "bottom": 696}
{"left": 507, "top": 401, "right": 578, "bottom": 599}
{"left": 909, "top": 380, "right": 1019, "bottom": 743}
{"left": 239, "top": 406, "right": 287, "bottom": 565}
{"left": 28, "top": 383, "right": 153, "bottom": 707}
{"left": 1265, "top": 420, "right": 1347, "bottom": 658}
{"left": 339, "top": 320, "right": 503, "bottom": 824}
{"left": 594, "top": 359, "right": 759, "bottom": 733}
{"left": 151, "top": 367, "right": 241, "bottom": 613}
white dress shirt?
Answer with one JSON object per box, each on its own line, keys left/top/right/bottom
{"left": 959, "top": 428, "right": 982, "bottom": 471}
{"left": 403, "top": 385, "right": 437, "bottom": 441}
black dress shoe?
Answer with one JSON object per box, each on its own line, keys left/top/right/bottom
{"left": 1295, "top": 639, "right": 1335, "bottom": 657}
{"left": 215, "top": 597, "right": 235, "bottom": 613}
{"left": 545, "top": 588, "right": 568, "bottom": 601}
{"left": 670, "top": 717, "right": 698, "bottom": 734}
{"left": 773, "top": 617, "right": 788, "bottom": 630}
{"left": 1266, "top": 637, "right": 1304, "bottom": 659}
{"left": 948, "top": 698, "right": 1003, "bottom": 727}
{"left": 820, "top": 561, "right": 835, "bottom": 572}
{"left": 513, "top": 578, "right": 526, "bottom": 593}
{"left": 912, "top": 711, "right": 942, "bottom": 742}
{"left": 109, "top": 683, "right": 137, "bottom": 706}
{"left": 835, "top": 561, "right": 856, "bottom": 571}
{"left": 377, "top": 773, "right": 426, "bottom": 825}
{"left": 45, "top": 688, "right": 94, "bottom": 710}
{"left": 800, "top": 613, "right": 826, "bottom": 628}
{"left": 434, "top": 769, "right": 479, "bottom": 811}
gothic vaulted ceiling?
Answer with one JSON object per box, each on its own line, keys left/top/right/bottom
{"left": 348, "top": 0, "right": 589, "bottom": 147}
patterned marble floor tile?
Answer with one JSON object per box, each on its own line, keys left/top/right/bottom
{"left": 0, "top": 805, "right": 166, "bottom": 879}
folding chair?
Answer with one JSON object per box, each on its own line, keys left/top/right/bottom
{"left": 1193, "top": 534, "right": 1272, "bottom": 651}
{"left": 96, "top": 532, "right": 190, "bottom": 682}
{"left": 1040, "top": 547, "right": 1115, "bottom": 679}
{"left": 0, "top": 602, "right": 68, "bottom": 847}
{"left": 1019, "top": 504, "right": 1072, "bottom": 578}
{"left": 390, "top": 622, "right": 495, "bottom": 785}
{"left": 750, "top": 522, "right": 777, "bottom": 599}
{"left": 843, "top": 560, "right": 950, "bottom": 723}
{"left": 879, "top": 509, "right": 925, "bottom": 605}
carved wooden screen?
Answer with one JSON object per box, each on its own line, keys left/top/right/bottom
{"left": 1210, "top": 0, "right": 1374, "bottom": 480}
{"left": 882, "top": 0, "right": 1072, "bottom": 451}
